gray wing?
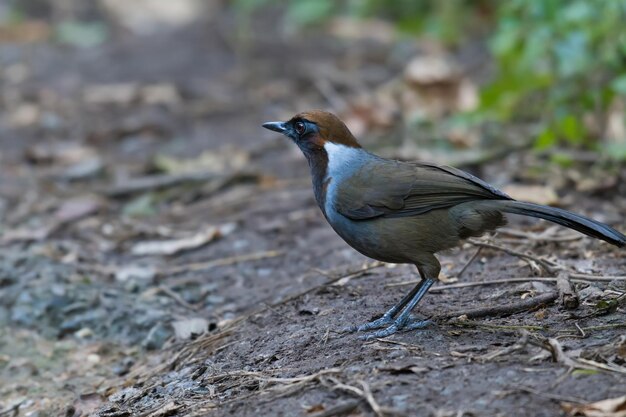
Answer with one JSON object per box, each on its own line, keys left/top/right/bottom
{"left": 333, "top": 159, "right": 512, "bottom": 220}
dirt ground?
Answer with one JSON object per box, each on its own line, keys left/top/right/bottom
{"left": 0, "top": 5, "right": 625, "bottom": 417}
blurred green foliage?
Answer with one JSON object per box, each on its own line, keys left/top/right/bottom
{"left": 484, "top": 0, "right": 626, "bottom": 154}
{"left": 235, "top": 0, "right": 626, "bottom": 156}
{"left": 234, "top": 0, "right": 489, "bottom": 42}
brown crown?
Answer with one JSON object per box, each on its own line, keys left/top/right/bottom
{"left": 293, "top": 110, "right": 361, "bottom": 148}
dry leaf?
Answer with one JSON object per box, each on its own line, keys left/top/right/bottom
{"left": 562, "top": 396, "right": 626, "bottom": 417}
{"left": 130, "top": 223, "right": 236, "bottom": 256}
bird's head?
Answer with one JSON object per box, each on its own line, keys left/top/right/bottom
{"left": 262, "top": 110, "right": 361, "bottom": 156}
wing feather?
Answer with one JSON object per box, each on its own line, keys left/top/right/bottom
{"left": 333, "top": 160, "right": 512, "bottom": 220}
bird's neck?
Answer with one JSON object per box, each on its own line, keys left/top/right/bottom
{"left": 304, "top": 147, "right": 330, "bottom": 216}
{"left": 305, "top": 142, "right": 370, "bottom": 217}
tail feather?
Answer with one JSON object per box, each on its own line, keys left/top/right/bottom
{"left": 495, "top": 201, "right": 625, "bottom": 247}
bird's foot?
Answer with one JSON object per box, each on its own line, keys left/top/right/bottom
{"left": 358, "top": 319, "right": 431, "bottom": 341}
{"left": 342, "top": 313, "right": 395, "bottom": 333}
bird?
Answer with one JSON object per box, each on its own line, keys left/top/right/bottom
{"left": 262, "top": 110, "right": 626, "bottom": 340}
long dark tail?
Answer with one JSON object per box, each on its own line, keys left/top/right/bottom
{"left": 492, "top": 201, "right": 625, "bottom": 247}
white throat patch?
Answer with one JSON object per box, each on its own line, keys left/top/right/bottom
{"left": 323, "top": 142, "right": 362, "bottom": 179}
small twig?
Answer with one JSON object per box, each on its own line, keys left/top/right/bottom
{"left": 468, "top": 239, "right": 561, "bottom": 275}
{"left": 455, "top": 246, "right": 483, "bottom": 279}
{"left": 438, "top": 292, "right": 558, "bottom": 320}
{"left": 320, "top": 327, "right": 330, "bottom": 346}
{"left": 103, "top": 171, "right": 219, "bottom": 197}
{"left": 545, "top": 338, "right": 580, "bottom": 370}
{"left": 268, "top": 262, "right": 383, "bottom": 309}
{"left": 538, "top": 337, "right": 625, "bottom": 374}
{"left": 579, "top": 323, "right": 626, "bottom": 332}
{"left": 574, "top": 322, "right": 586, "bottom": 338}
{"left": 480, "top": 330, "right": 530, "bottom": 361}
{"left": 157, "top": 285, "right": 199, "bottom": 311}
{"left": 449, "top": 321, "right": 546, "bottom": 332}
{"left": 162, "top": 250, "right": 284, "bottom": 277}
{"left": 324, "top": 377, "right": 402, "bottom": 417}
{"left": 512, "top": 385, "right": 585, "bottom": 404}
{"left": 427, "top": 277, "right": 560, "bottom": 291}
{"left": 359, "top": 381, "right": 386, "bottom": 417}
{"left": 576, "top": 358, "right": 626, "bottom": 375}
{"left": 498, "top": 227, "right": 582, "bottom": 243}
{"left": 556, "top": 271, "right": 579, "bottom": 310}
{"left": 237, "top": 262, "right": 384, "bottom": 330}
{"left": 262, "top": 368, "right": 342, "bottom": 384}
{"left": 569, "top": 273, "right": 626, "bottom": 280}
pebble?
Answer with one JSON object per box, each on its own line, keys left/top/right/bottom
{"left": 75, "top": 327, "right": 94, "bottom": 338}
{"left": 87, "top": 353, "right": 101, "bottom": 364}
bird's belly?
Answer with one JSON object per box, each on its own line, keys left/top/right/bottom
{"left": 325, "top": 208, "right": 460, "bottom": 264}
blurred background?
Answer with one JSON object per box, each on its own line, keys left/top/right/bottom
{"left": 0, "top": 0, "right": 624, "bottom": 200}
{"left": 1, "top": 0, "right": 625, "bottom": 415}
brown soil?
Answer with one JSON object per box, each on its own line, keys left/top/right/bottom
{"left": 0, "top": 5, "right": 625, "bottom": 417}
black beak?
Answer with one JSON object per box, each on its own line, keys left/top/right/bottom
{"left": 262, "top": 121, "right": 287, "bottom": 133}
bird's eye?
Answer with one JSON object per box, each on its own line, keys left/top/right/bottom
{"left": 294, "top": 121, "right": 306, "bottom": 135}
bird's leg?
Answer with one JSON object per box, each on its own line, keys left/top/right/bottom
{"left": 359, "top": 257, "right": 440, "bottom": 340}
{"left": 360, "top": 278, "right": 435, "bottom": 340}
{"left": 343, "top": 280, "right": 426, "bottom": 332}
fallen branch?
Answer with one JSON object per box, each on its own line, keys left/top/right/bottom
{"left": 387, "top": 275, "right": 626, "bottom": 290}
{"left": 448, "top": 322, "right": 545, "bottom": 331}
{"left": 438, "top": 292, "right": 558, "bottom": 320}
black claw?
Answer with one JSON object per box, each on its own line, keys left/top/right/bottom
{"left": 343, "top": 314, "right": 394, "bottom": 333}
{"left": 358, "top": 319, "right": 432, "bottom": 340}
